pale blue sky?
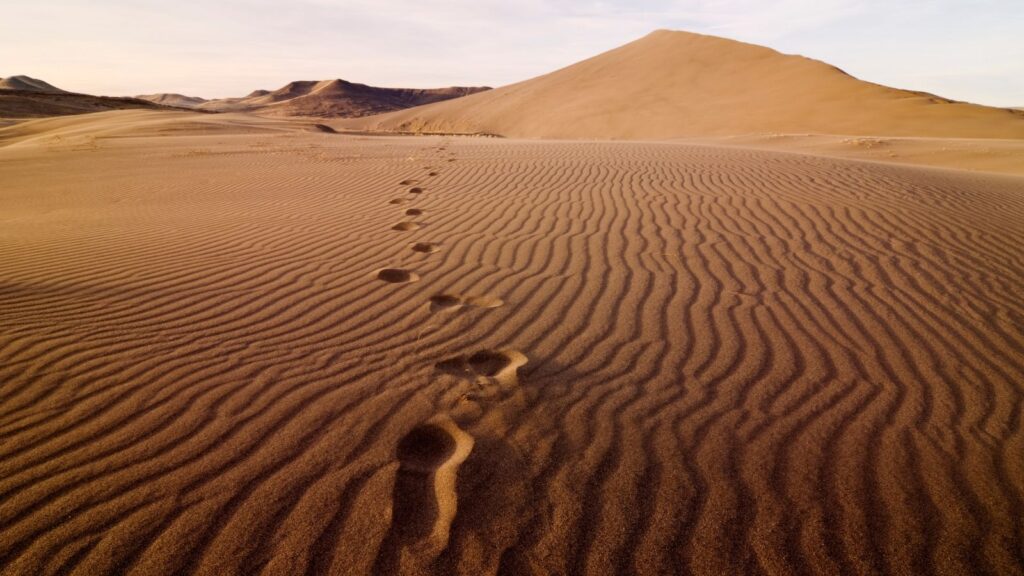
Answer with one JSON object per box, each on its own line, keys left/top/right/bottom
{"left": 2, "top": 0, "right": 1021, "bottom": 106}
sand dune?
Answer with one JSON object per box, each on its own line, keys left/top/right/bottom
{"left": 135, "top": 93, "right": 208, "bottom": 108}
{"left": 0, "top": 91, "right": 179, "bottom": 119}
{"left": 197, "top": 79, "right": 489, "bottom": 118}
{"left": 0, "top": 75, "right": 65, "bottom": 93}
{"left": 0, "top": 76, "right": 186, "bottom": 119}
{"left": 1, "top": 110, "right": 1022, "bottom": 575}
{"left": 349, "top": 29, "right": 1024, "bottom": 139}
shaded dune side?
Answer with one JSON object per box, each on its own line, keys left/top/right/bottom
{"left": 0, "top": 133, "right": 1022, "bottom": 576}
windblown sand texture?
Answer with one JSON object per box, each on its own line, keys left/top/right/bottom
{"left": 1, "top": 110, "right": 1022, "bottom": 575}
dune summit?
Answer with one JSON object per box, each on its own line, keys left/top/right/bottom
{"left": 353, "top": 29, "right": 1024, "bottom": 139}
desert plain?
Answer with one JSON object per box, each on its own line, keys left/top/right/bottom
{"left": 1, "top": 30, "right": 1023, "bottom": 576}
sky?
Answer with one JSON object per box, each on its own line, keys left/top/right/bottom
{"left": 2, "top": 0, "right": 1022, "bottom": 107}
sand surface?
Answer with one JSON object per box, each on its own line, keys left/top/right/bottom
{"left": 2, "top": 111, "right": 1023, "bottom": 575}
{"left": 694, "top": 134, "right": 1024, "bottom": 177}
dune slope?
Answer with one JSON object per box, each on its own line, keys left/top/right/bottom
{"left": 0, "top": 113, "right": 1023, "bottom": 575}
{"left": 352, "top": 29, "right": 1024, "bottom": 139}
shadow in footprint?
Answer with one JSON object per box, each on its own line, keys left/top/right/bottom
{"left": 389, "top": 198, "right": 409, "bottom": 205}
{"left": 392, "top": 222, "right": 420, "bottom": 232}
{"left": 429, "top": 294, "right": 463, "bottom": 312}
{"left": 377, "top": 268, "right": 419, "bottom": 284}
{"left": 400, "top": 179, "right": 419, "bottom": 186}
{"left": 405, "top": 208, "right": 423, "bottom": 216}
{"left": 409, "top": 187, "right": 424, "bottom": 194}
{"left": 411, "top": 242, "right": 440, "bottom": 254}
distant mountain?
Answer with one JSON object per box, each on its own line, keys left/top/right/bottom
{"left": 196, "top": 79, "right": 490, "bottom": 118}
{"left": 2, "top": 76, "right": 487, "bottom": 120}
{"left": 136, "top": 93, "right": 208, "bottom": 108}
{"left": 0, "top": 77, "right": 184, "bottom": 118}
{"left": 352, "top": 30, "right": 1024, "bottom": 139}
{"left": 0, "top": 75, "right": 66, "bottom": 93}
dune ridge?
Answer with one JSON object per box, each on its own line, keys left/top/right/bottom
{"left": 0, "top": 113, "right": 1023, "bottom": 575}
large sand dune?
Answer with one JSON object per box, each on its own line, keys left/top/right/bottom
{"left": 1, "top": 110, "right": 1022, "bottom": 575}
{"left": 350, "top": 30, "right": 1024, "bottom": 139}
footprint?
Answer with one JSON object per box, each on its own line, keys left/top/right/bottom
{"left": 428, "top": 293, "right": 503, "bottom": 312}
{"left": 411, "top": 242, "right": 440, "bottom": 254}
{"left": 400, "top": 179, "right": 419, "bottom": 186}
{"left": 428, "top": 171, "right": 439, "bottom": 177}
{"left": 377, "top": 268, "right": 419, "bottom": 283}
{"left": 405, "top": 208, "right": 423, "bottom": 216}
{"left": 389, "top": 198, "right": 410, "bottom": 205}
{"left": 435, "top": 349, "right": 527, "bottom": 385}
{"left": 375, "top": 417, "right": 473, "bottom": 569}
{"left": 429, "top": 294, "right": 463, "bottom": 311}
{"left": 392, "top": 222, "right": 420, "bottom": 231}
{"left": 409, "top": 187, "right": 424, "bottom": 194}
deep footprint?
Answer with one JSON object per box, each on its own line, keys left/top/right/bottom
{"left": 409, "top": 187, "right": 424, "bottom": 194}
{"left": 374, "top": 418, "right": 474, "bottom": 569}
{"left": 429, "top": 294, "right": 463, "bottom": 311}
{"left": 392, "top": 222, "right": 420, "bottom": 231}
{"left": 377, "top": 268, "right": 419, "bottom": 283}
{"left": 428, "top": 293, "right": 503, "bottom": 312}
{"left": 411, "top": 242, "right": 440, "bottom": 254}
{"left": 405, "top": 208, "right": 423, "bottom": 216}
{"left": 435, "top": 349, "right": 527, "bottom": 383}
{"left": 399, "top": 179, "right": 419, "bottom": 186}
{"left": 389, "top": 198, "right": 409, "bottom": 205}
